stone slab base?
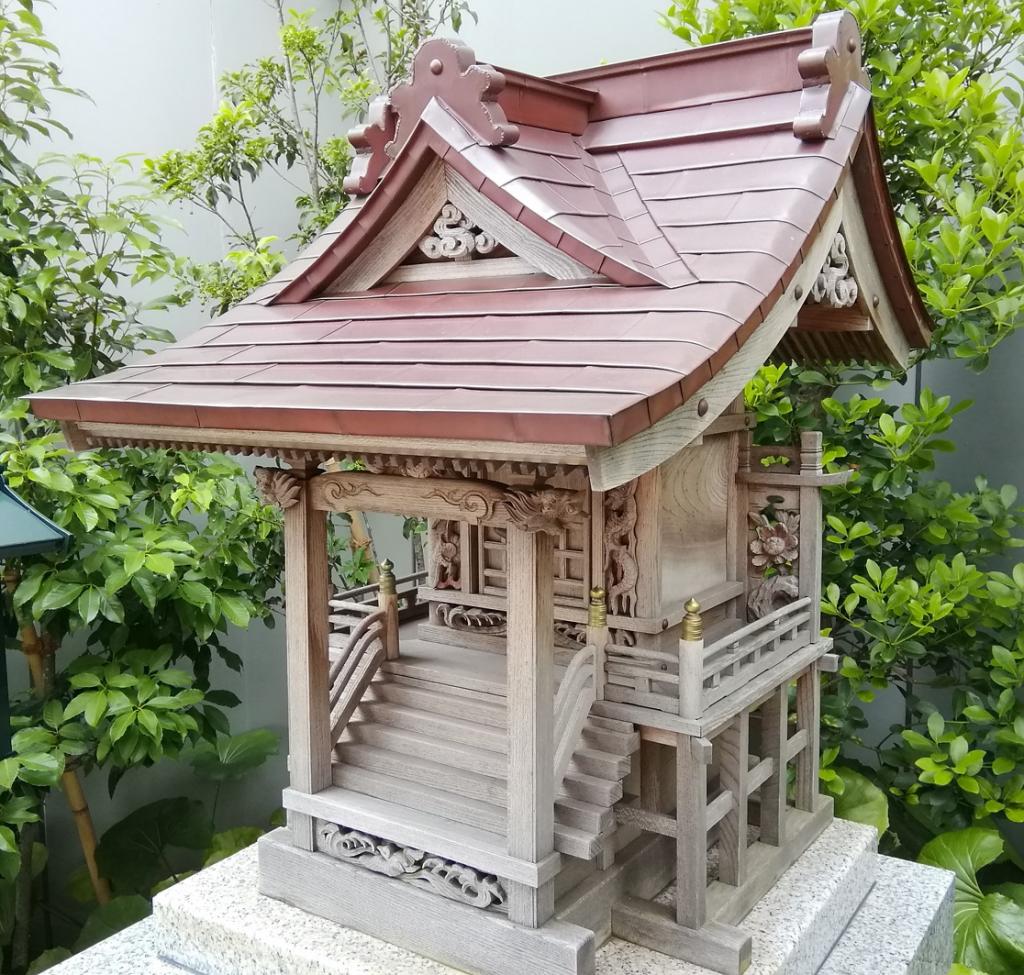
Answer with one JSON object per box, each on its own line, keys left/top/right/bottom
{"left": 44, "top": 820, "right": 954, "bottom": 975}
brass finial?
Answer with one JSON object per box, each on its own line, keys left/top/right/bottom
{"left": 682, "top": 597, "right": 703, "bottom": 641}
{"left": 588, "top": 587, "right": 607, "bottom": 628}
{"left": 378, "top": 558, "right": 396, "bottom": 595}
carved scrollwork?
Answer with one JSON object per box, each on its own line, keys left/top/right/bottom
{"left": 809, "top": 232, "right": 859, "bottom": 308}
{"left": 419, "top": 203, "right": 497, "bottom": 261}
{"left": 604, "top": 481, "right": 639, "bottom": 617}
{"left": 430, "top": 519, "right": 461, "bottom": 590}
{"left": 554, "top": 620, "right": 586, "bottom": 649}
{"left": 253, "top": 467, "right": 302, "bottom": 510}
{"left": 317, "top": 479, "right": 382, "bottom": 508}
{"left": 316, "top": 821, "right": 506, "bottom": 910}
{"left": 747, "top": 573, "right": 801, "bottom": 620}
{"left": 424, "top": 485, "right": 500, "bottom": 521}
{"left": 436, "top": 604, "right": 507, "bottom": 633}
{"left": 503, "top": 488, "right": 583, "bottom": 535}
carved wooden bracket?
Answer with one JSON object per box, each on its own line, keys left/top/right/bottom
{"left": 794, "top": 10, "right": 868, "bottom": 140}
{"left": 418, "top": 203, "right": 497, "bottom": 260}
{"left": 344, "top": 97, "right": 398, "bottom": 195}
{"left": 254, "top": 467, "right": 302, "bottom": 509}
{"left": 390, "top": 39, "right": 519, "bottom": 158}
{"left": 503, "top": 487, "right": 584, "bottom": 535}
{"left": 809, "top": 232, "right": 859, "bottom": 308}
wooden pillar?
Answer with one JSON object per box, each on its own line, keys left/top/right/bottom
{"left": 717, "top": 711, "right": 749, "bottom": 887}
{"left": 759, "top": 684, "right": 788, "bottom": 845}
{"left": 676, "top": 735, "right": 710, "bottom": 929}
{"left": 799, "top": 431, "right": 823, "bottom": 638}
{"left": 283, "top": 466, "right": 331, "bottom": 850}
{"left": 795, "top": 663, "right": 821, "bottom": 811}
{"left": 678, "top": 598, "right": 705, "bottom": 720}
{"left": 377, "top": 558, "right": 400, "bottom": 660}
{"left": 506, "top": 525, "right": 556, "bottom": 927}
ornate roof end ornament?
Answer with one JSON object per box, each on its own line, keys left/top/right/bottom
{"left": 794, "top": 10, "right": 869, "bottom": 141}
{"left": 344, "top": 97, "right": 398, "bottom": 196}
{"left": 810, "top": 232, "right": 859, "bottom": 308}
{"left": 254, "top": 467, "right": 303, "bottom": 510}
{"left": 503, "top": 487, "right": 582, "bottom": 535}
{"left": 390, "top": 38, "right": 519, "bottom": 158}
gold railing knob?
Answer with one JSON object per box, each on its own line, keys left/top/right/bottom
{"left": 588, "top": 586, "right": 607, "bottom": 628}
{"left": 682, "top": 597, "right": 703, "bottom": 641}
{"left": 378, "top": 558, "right": 396, "bottom": 596}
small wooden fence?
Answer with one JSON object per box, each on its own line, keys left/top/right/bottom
{"left": 600, "top": 597, "right": 813, "bottom": 720}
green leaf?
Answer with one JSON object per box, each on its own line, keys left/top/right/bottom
{"left": 95, "top": 797, "right": 212, "bottom": 893}
{"left": 189, "top": 728, "right": 279, "bottom": 781}
{"left": 920, "top": 829, "right": 1024, "bottom": 975}
{"left": 26, "top": 947, "right": 73, "bottom": 974}
{"left": 832, "top": 768, "right": 890, "bottom": 836}
{"left": 73, "top": 895, "right": 151, "bottom": 952}
{"left": 203, "top": 826, "right": 263, "bottom": 866}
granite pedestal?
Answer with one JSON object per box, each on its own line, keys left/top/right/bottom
{"left": 45, "top": 819, "right": 953, "bottom": 975}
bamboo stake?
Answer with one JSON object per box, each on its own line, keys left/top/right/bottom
{"left": 61, "top": 768, "right": 111, "bottom": 905}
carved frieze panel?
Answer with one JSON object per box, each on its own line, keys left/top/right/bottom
{"left": 604, "top": 480, "right": 638, "bottom": 617}
{"left": 429, "top": 519, "right": 461, "bottom": 590}
{"left": 747, "top": 510, "right": 800, "bottom": 620}
{"left": 436, "top": 603, "right": 506, "bottom": 633}
{"left": 419, "top": 203, "right": 498, "bottom": 261}
{"left": 316, "top": 821, "right": 507, "bottom": 911}
{"left": 809, "top": 232, "right": 859, "bottom": 308}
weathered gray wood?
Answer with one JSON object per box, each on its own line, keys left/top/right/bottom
{"left": 614, "top": 803, "right": 676, "bottom": 838}
{"left": 259, "top": 830, "right": 594, "bottom": 975}
{"left": 283, "top": 467, "right": 331, "bottom": 851}
{"left": 716, "top": 711, "right": 749, "bottom": 887}
{"left": 705, "top": 797, "right": 833, "bottom": 925}
{"left": 758, "top": 684, "right": 788, "bottom": 846}
{"left": 705, "top": 790, "right": 735, "bottom": 831}
{"left": 282, "top": 786, "right": 560, "bottom": 887}
{"left": 611, "top": 897, "right": 751, "bottom": 975}
{"left": 506, "top": 526, "right": 556, "bottom": 927}
{"left": 795, "top": 661, "right": 822, "bottom": 811}
{"left": 676, "top": 732, "right": 709, "bottom": 929}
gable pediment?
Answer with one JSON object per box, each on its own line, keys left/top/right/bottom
{"left": 322, "top": 158, "right": 598, "bottom": 294}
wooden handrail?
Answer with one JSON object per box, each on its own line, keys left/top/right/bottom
{"left": 702, "top": 597, "right": 812, "bottom": 658}
{"left": 552, "top": 645, "right": 596, "bottom": 786}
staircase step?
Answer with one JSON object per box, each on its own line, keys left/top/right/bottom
{"left": 581, "top": 720, "right": 640, "bottom": 757}
{"left": 345, "top": 721, "right": 508, "bottom": 778}
{"left": 357, "top": 699, "right": 507, "bottom": 753}
{"left": 567, "top": 746, "right": 631, "bottom": 781}
{"left": 332, "top": 764, "right": 601, "bottom": 860}
{"left": 336, "top": 735, "right": 623, "bottom": 810}
{"left": 367, "top": 677, "right": 507, "bottom": 728}
{"left": 336, "top": 742, "right": 507, "bottom": 805}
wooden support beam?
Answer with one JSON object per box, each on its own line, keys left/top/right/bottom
{"left": 795, "top": 663, "right": 821, "bottom": 811}
{"left": 612, "top": 897, "right": 751, "bottom": 975}
{"left": 675, "top": 733, "right": 710, "bottom": 929}
{"left": 506, "top": 526, "right": 556, "bottom": 927}
{"left": 716, "top": 712, "right": 749, "bottom": 887}
{"left": 759, "top": 685, "right": 788, "bottom": 846}
{"left": 705, "top": 791, "right": 735, "bottom": 831}
{"left": 283, "top": 465, "right": 332, "bottom": 850}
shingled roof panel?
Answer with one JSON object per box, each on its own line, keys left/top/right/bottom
{"left": 30, "top": 14, "right": 931, "bottom": 449}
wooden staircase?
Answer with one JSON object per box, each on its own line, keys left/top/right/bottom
{"left": 330, "top": 646, "right": 639, "bottom": 863}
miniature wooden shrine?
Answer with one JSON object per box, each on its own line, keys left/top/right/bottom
{"left": 32, "top": 12, "right": 930, "bottom": 975}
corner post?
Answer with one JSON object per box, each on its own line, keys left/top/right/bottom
{"left": 798, "top": 431, "right": 823, "bottom": 638}
{"left": 276, "top": 464, "right": 331, "bottom": 851}
{"left": 505, "top": 523, "right": 556, "bottom": 927}
{"left": 676, "top": 734, "right": 711, "bottom": 928}
{"left": 377, "top": 558, "right": 400, "bottom": 660}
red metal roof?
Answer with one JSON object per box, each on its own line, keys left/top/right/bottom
{"left": 31, "top": 12, "right": 930, "bottom": 450}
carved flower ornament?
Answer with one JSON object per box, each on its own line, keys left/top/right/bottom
{"left": 749, "top": 512, "right": 799, "bottom": 568}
